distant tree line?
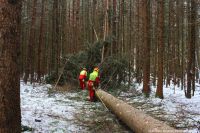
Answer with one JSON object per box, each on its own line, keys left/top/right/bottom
{"left": 20, "top": 0, "right": 200, "bottom": 99}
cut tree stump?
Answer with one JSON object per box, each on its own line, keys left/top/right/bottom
{"left": 96, "top": 89, "right": 183, "bottom": 133}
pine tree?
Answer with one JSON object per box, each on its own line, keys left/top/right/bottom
{"left": 186, "top": 0, "right": 196, "bottom": 98}
{"left": 0, "top": 0, "right": 22, "bottom": 132}
{"left": 156, "top": 0, "right": 164, "bottom": 99}
{"left": 142, "top": 0, "right": 151, "bottom": 95}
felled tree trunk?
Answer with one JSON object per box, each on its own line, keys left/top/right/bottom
{"left": 96, "top": 89, "right": 183, "bottom": 133}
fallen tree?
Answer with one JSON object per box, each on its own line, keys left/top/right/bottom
{"left": 96, "top": 89, "right": 183, "bottom": 133}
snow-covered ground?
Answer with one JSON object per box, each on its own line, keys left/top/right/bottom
{"left": 21, "top": 80, "right": 200, "bottom": 132}
{"left": 21, "top": 81, "right": 84, "bottom": 132}
{"left": 20, "top": 81, "right": 131, "bottom": 133}
{"left": 119, "top": 82, "right": 200, "bottom": 133}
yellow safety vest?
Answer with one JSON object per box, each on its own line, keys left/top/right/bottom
{"left": 80, "top": 70, "right": 87, "bottom": 76}
{"left": 89, "top": 71, "right": 98, "bottom": 81}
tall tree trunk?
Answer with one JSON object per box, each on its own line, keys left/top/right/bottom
{"left": 52, "top": 0, "right": 59, "bottom": 78}
{"left": 186, "top": 0, "right": 196, "bottom": 98}
{"left": 136, "top": 0, "right": 142, "bottom": 83}
{"left": 196, "top": 43, "right": 200, "bottom": 82}
{"left": 181, "top": 0, "right": 185, "bottom": 90}
{"left": 152, "top": 0, "right": 158, "bottom": 86}
{"left": 37, "top": 0, "right": 45, "bottom": 82}
{"left": 112, "top": 0, "right": 117, "bottom": 55}
{"left": 142, "top": 0, "right": 151, "bottom": 95}
{"left": 76, "top": 0, "right": 80, "bottom": 50}
{"left": 101, "top": 0, "right": 109, "bottom": 63}
{"left": 121, "top": 0, "right": 125, "bottom": 55}
{"left": 0, "top": 0, "right": 22, "bottom": 132}
{"left": 128, "top": 0, "right": 133, "bottom": 89}
{"left": 156, "top": 0, "right": 164, "bottom": 99}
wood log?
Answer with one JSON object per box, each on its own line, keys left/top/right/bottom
{"left": 96, "top": 89, "right": 183, "bottom": 133}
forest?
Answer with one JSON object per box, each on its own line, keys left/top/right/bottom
{"left": 0, "top": 0, "right": 200, "bottom": 132}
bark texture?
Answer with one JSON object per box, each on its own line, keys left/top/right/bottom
{"left": 0, "top": 0, "right": 22, "bottom": 132}
{"left": 96, "top": 89, "right": 183, "bottom": 133}
{"left": 142, "top": 0, "right": 151, "bottom": 95}
{"left": 156, "top": 0, "right": 164, "bottom": 99}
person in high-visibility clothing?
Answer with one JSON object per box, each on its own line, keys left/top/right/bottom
{"left": 79, "top": 68, "right": 87, "bottom": 90}
{"left": 87, "top": 67, "right": 100, "bottom": 102}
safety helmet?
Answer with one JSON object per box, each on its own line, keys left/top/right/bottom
{"left": 83, "top": 67, "right": 87, "bottom": 70}
{"left": 94, "top": 67, "right": 99, "bottom": 72}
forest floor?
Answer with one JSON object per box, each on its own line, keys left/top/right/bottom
{"left": 21, "top": 81, "right": 200, "bottom": 133}
{"left": 20, "top": 81, "right": 131, "bottom": 133}
{"left": 117, "top": 82, "right": 200, "bottom": 133}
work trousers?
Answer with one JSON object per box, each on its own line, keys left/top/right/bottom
{"left": 88, "top": 80, "right": 96, "bottom": 102}
{"left": 79, "top": 79, "right": 86, "bottom": 90}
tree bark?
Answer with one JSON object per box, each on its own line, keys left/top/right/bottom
{"left": 112, "top": 0, "right": 117, "bottom": 55}
{"left": 0, "top": 0, "right": 22, "bottom": 132}
{"left": 37, "top": 0, "right": 45, "bottom": 82}
{"left": 156, "top": 0, "right": 164, "bottom": 99}
{"left": 186, "top": 0, "right": 196, "bottom": 98}
{"left": 96, "top": 90, "right": 182, "bottom": 133}
{"left": 51, "top": 0, "right": 59, "bottom": 78}
{"left": 101, "top": 0, "right": 109, "bottom": 63}
{"left": 142, "top": 0, "right": 151, "bottom": 95}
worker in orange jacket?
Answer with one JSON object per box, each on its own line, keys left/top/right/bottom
{"left": 79, "top": 68, "right": 87, "bottom": 90}
{"left": 87, "top": 67, "right": 100, "bottom": 102}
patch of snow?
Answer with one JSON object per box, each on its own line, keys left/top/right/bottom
{"left": 20, "top": 81, "right": 90, "bottom": 132}
{"left": 126, "top": 81, "right": 200, "bottom": 132}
